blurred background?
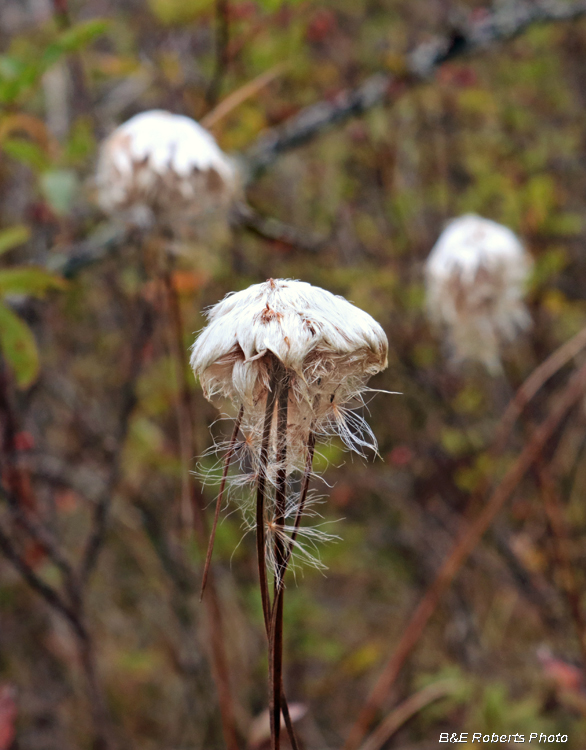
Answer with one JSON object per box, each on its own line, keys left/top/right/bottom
{"left": 1, "top": 1, "right": 586, "bottom": 748}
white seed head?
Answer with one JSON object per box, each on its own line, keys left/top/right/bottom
{"left": 425, "top": 214, "right": 532, "bottom": 372}
{"left": 192, "top": 278, "right": 388, "bottom": 472}
{"left": 95, "top": 110, "right": 239, "bottom": 228}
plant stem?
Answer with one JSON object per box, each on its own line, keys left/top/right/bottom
{"left": 160, "top": 257, "right": 239, "bottom": 750}
{"left": 256, "top": 366, "right": 281, "bottom": 630}
{"left": 269, "top": 377, "right": 289, "bottom": 750}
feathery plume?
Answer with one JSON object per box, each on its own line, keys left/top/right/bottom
{"left": 95, "top": 110, "right": 238, "bottom": 229}
{"left": 425, "top": 214, "right": 532, "bottom": 372}
{"left": 191, "top": 278, "right": 388, "bottom": 477}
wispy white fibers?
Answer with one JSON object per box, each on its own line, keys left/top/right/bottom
{"left": 425, "top": 214, "right": 532, "bottom": 373}
{"left": 96, "top": 110, "right": 238, "bottom": 228}
{"left": 191, "top": 278, "right": 388, "bottom": 470}
{"left": 191, "top": 278, "right": 388, "bottom": 569}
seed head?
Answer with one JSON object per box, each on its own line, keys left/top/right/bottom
{"left": 95, "top": 110, "right": 238, "bottom": 229}
{"left": 425, "top": 214, "right": 532, "bottom": 372}
{"left": 191, "top": 278, "right": 388, "bottom": 471}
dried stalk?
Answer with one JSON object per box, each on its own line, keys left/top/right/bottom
{"left": 495, "top": 323, "right": 586, "bottom": 451}
{"left": 357, "top": 680, "right": 458, "bottom": 750}
{"left": 256, "top": 367, "right": 281, "bottom": 629}
{"left": 254, "top": 362, "right": 306, "bottom": 750}
{"left": 160, "top": 260, "right": 239, "bottom": 750}
{"left": 269, "top": 378, "right": 289, "bottom": 750}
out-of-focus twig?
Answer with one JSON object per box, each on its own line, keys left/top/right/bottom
{"left": 0, "top": 358, "right": 115, "bottom": 749}
{"left": 0, "top": 521, "right": 82, "bottom": 634}
{"left": 495, "top": 323, "right": 586, "bottom": 452}
{"left": 50, "top": 0, "right": 93, "bottom": 123}
{"left": 79, "top": 290, "right": 154, "bottom": 583}
{"left": 232, "top": 203, "right": 327, "bottom": 253}
{"left": 160, "top": 256, "right": 240, "bottom": 750}
{"left": 206, "top": 0, "right": 231, "bottom": 108}
{"left": 202, "top": 63, "right": 287, "bottom": 130}
{"left": 357, "top": 680, "right": 458, "bottom": 750}
{"left": 344, "top": 358, "right": 586, "bottom": 750}
{"left": 243, "top": 0, "right": 586, "bottom": 180}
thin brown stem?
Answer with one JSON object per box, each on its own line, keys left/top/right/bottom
{"left": 160, "top": 254, "right": 239, "bottom": 750}
{"left": 256, "top": 367, "right": 281, "bottom": 630}
{"left": 80, "top": 291, "right": 154, "bottom": 584}
{"left": 161, "top": 263, "right": 197, "bottom": 531}
{"left": 357, "top": 680, "right": 457, "bottom": 750}
{"left": 200, "top": 405, "right": 244, "bottom": 600}
{"left": 269, "top": 379, "right": 289, "bottom": 750}
{"left": 206, "top": 0, "right": 231, "bottom": 107}
{"left": 495, "top": 323, "right": 586, "bottom": 452}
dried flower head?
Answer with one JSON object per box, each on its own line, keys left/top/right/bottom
{"left": 191, "top": 278, "right": 388, "bottom": 475}
{"left": 425, "top": 214, "right": 532, "bottom": 372}
{"left": 95, "top": 110, "right": 238, "bottom": 229}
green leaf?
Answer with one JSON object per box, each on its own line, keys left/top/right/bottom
{"left": 40, "top": 170, "right": 78, "bottom": 215}
{"left": 41, "top": 20, "right": 110, "bottom": 71}
{"left": 147, "top": 0, "right": 212, "bottom": 25}
{"left": 0, "top": 301, "right": 39, "bottom": 388}
{"left": 2, "top": 138, "right": 49, "bottom": 171}
{"left": 0, "top": 226, "right": 30, "bottom": 256}
{"left": 0, "top": 21, "right": 108, "bottom": 104}
{"left": 256, "top": 0, "right": 304, "bottom": 9}
{"left": 0, "top": 268, "right": 66, "bottom": 298}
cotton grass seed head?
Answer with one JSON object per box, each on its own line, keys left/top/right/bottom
{"left": 95, "top": 110, "right": 238, "bottom": 230}
{"left": 425, "top": 214, "right": 532, "bottom": 373}
{"left": 191, "top": 278, "right": 388, "bottom": 475}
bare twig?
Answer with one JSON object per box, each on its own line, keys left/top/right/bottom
{"left": 206, "top": 0, "right": 231, "bottom": 107}
{"left": 159, "top": 256, "right": 240, "bottom": 750}
{"left": 50, "top": 223, "right": 129, "bottom": 279}
{"left": 243, "top": 0, "right": 586, "bottom": 180}
{"left": 161, "top": 261, "right": 197, "bottom": 530}
{"left": 357, "top": 680, "right": 458, "bottom": 750}
{"left": 0, "top": 357, "right": 115, "bottom": 748}
{"left": 232, "top": 203, "right": 327, "bottom": 253}
{"left": 0, "top": 522, "right": 83, "bottom": 636}
{"left": 495, "top": 323, "right": 586, "bottom": 452}
{"left": 202, "top": 64, "right": 287, "bottom": 129}
{"left": 50, "top": 0, "right": 93, "bottom": 123}
{"left": 344, "top": 358, "right": 586, "bottom": 750}
{"left": 80, "top": 292, "right": 154, "bottom": 583}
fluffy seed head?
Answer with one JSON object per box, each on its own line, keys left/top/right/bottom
{"left": 191, "top": 278, "right": 388, "bottom": 472}
{"left": 95, "top": 110, "right": 238, "bottom": 229}
{"left": 425, "top": 214, "right": 532, "bottom": 372}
